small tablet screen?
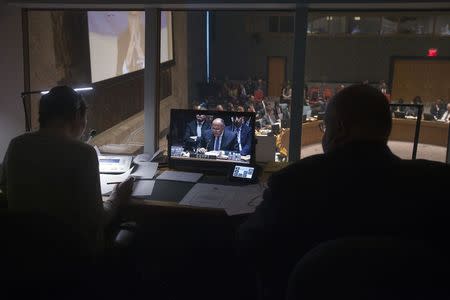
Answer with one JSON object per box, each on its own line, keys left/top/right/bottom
{"left": 232, "top": 165, "right": 255, "bottom": 179}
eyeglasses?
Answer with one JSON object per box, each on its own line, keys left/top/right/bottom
{"left": 319, "top": 122, "right": 326, "bottom": 133}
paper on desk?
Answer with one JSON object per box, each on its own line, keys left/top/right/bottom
{"left": 100, "top": 168, "right": 133, "bottom": 195}
{"left": 131, "top": 162, "right": 158, "bottom": 179}
{"left": 132, "top": 180, "right": 155, "bottom": 197}
{"left": 179, "top": 183, "right": 265, "bottom": 216}
{"left": 156, "top": 170, "right": 203, "bottom": 183}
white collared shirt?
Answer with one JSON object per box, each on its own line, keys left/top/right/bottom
{"left": 196, "top": 121, "right": 204, "bottom": 137}
{"left": 441, "top": 111, "right": 450, "bottom": 122}
{"left": 234, "top": 126, "right": 242, "bottom": 152}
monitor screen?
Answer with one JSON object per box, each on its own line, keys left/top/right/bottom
{"left": 168, "top": 109, "right": 256, "bottom": 172}
{"left": 88, "top": 11, "right": 173, "bottom": 83}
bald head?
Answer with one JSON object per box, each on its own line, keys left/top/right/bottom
{"left": 211, "top": 118, "right": 225, "bottom": 138}
{"left": 322, "top": 84, "right": 391, "bottom": 153}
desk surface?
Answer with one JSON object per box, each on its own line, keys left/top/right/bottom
{"left": 117, "top": 162, "right": 288, "bottom": 221}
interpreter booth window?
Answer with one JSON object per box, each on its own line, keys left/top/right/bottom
{"left": 435, "top": 16, "right": 450, "bottom": 36}
{"left": 26, "top": 10, "right": 174, "bottom": 156}
{"left": 397, "top": 16, "right": 433, "bottom": 35}
{"left": 348, "top": 16, "right": 381, "bottom": 35}
{"left": 302, "top": 11, "right": 449, "bottom": 162}
{"left": 307, "top": 16, "right": 329, "bottom": 35}
{"left": 158, "top": 11, "right": 296, "bottom": 164}
{"left": 307, "top": 15, "right": 346, "bottom": 36}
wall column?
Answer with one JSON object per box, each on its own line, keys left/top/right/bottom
{"left": 144, "top": 9, "right": 160, "bottom": 155}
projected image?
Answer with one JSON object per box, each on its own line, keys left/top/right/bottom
{"left": 169, "top": 110, "right": 255, "bottom": 164}
{"left": 88, "top": 11, "right": 173, "bottom": 83}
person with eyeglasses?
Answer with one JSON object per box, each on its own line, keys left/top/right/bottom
{"left": 238, "top": 84, "right": 450, "bottom": 300}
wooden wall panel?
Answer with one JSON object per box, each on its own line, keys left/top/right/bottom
{"left": 391, "top": 59, "right": 450, "bottom": 104}
{"left": 84, "top": 70, "right": 144, "bottom": 136}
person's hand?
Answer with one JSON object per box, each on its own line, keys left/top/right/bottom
{"left": 114, "top": 176, "right": 134, "bottom": 206}
{"left": 197, "top": 147, "right": 207, "bottom": 154}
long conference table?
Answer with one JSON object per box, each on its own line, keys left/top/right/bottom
{"left": 277, "top": 118, "right": 450, "bottom": 153}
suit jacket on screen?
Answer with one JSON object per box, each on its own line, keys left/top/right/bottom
{"left": 225, "top": 124, "right": 252, "bottom": 156}
{"left": 198, "top": 129, "right": 239, "bottom": 152}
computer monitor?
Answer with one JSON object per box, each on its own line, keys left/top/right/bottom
{"left": 423, "top": 113, "right": 435, "bottom": 121}
{"left": 168, "top": 109, "right": 256, "bottom": 173}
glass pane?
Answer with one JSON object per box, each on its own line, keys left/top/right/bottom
{"left": 380, "top": 16, "right": 398, "bottom": 35}
{"left": 88, "top": 11, "right": 145, "bottom": 83}
{"left": 161, "top": 11, "right": 174, "bottom": 63}
{"left": 159, "top": 11, "right": 191, "bottom": 154}
{"left": 304, "top": 12, "right": 449, "bottom": 162}
{"left": 279, "top": 16, "right": 295, "bottom": 33}
{"left": 268, "top": 16, "right": 279, "bottom": 32}
{"left": 160, "top": 11, "right": 295, "bottom": 164}
{"left": 329, "top": 16, "right": 346, "bottom": 34}
{"left": 27, "top": 10, "right": 172, "bottom": 155}
{"left": 308, "top": 16, "right": 329, "bottom": 34}
{"left": 435, "top": 16, "right": 450, "bottom": 36}
{"left": 348, "top": 16, "right": 380, "bottom": 35}
{"left": 398, "top": 16, "right": 433, "bottom": 35}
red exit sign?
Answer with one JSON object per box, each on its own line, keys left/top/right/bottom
{"left": 427, "top": 48, "right": 438, "bottom": 57}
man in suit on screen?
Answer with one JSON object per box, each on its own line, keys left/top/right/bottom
{"left": 198, "top": 118, "right": 238, "bottom": 153}
{"left": 183, "top": 112, "right": 211, "bottom": 151}
{"left": 225, "top": 115, "right": 252, "bottom": 156}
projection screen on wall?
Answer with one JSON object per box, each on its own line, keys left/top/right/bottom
{"left": 88, "top": 11, "right": 173, "bottom": 83}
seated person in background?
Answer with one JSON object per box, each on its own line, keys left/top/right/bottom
{"left": 281, "top": 81, "right": 292, "bottom": 102}
{"left": 335, "top": 83, "right": 345, "bottom": 94}
{"left": 430, "top": 99, "right": 446, "bottom": 120}
{"left": 236, "top": 105, "right": 245, "bottom": 112}
{"left": 391, "top": 98, "right": 405, "bottom": 113}
{"left": 440, "top": 103, "right": 450, "bottom": 122}
{"left": 198, "top": 118, "right": 238, "bottom": 153}
{"left": 183, "top": 110, "right": 211, "bottom": 151}
{"left": 413, "top": 95, "right": 423, "bottom": 105}
{"left": 215, "top": 104, "right": 225, "bottom": 111}
{"left": 405, "top": 96, "right": 423, "bottom": 117}
{"left": 239, "top": 83, "right": 248, "bottom": 99}
{"left": 378, "top": 80, "right": 388, "bottom": 94}
{"left": 227, "top": 102, "right": 236, "bottom": 112}
{"left": 228, "top": 82, "right": 239, "bottom": 99}
{"left": 244, "top": 77, "right": 256, "bottom": 97}
{"left": 310, "top": 96, "right": 326, "bottom": 115}
{"left": 226, "top": 116, "right": 252, "bottom": 156}
{"left": 238, "top": 84, "right": 450, "bottom": 300}
{"left": 260, "top": 102, "right": 279, "bottom": 127}
{"left": 1, "top": 86, "right": 134, "bottom": 257}
{"left": 254, "top": 87, "right": 265, "bottom": 103}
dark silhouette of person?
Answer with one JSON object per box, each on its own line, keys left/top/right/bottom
{"left": 183, "top": 112, "right": 211, "bottom": 151}
{"left": 225, "top": 115, "right": 252, "bottom": 156}
{"left": 198, "top": 118, "right": 238, "bottom": 153}
{"left": 430, "top": 99, "right": 446, "bottom": 120}
{"left": 1, "top": 86, "right": 134, "bottom": 257}
{"left": 238, "top": 84, "right": 450, "bottom": 300}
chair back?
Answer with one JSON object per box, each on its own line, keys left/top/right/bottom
{"left": 286, "top": 236, "right": 450, "bottom": 300}
{"left": 1, "top": 210, "right": 96, "bottom": 299}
